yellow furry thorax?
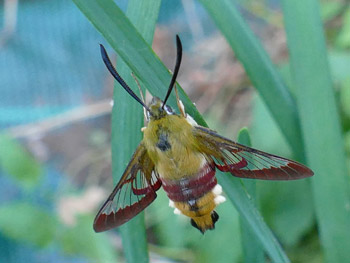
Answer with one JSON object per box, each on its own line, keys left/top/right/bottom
{"left": 142, "top": 98, "right": 203, "bottom": 180}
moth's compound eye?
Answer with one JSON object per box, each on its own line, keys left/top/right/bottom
{"left": 164, "top": 105, "right": 174, "bottom": 115}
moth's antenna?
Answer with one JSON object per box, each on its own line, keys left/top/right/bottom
{"left": 162, "top": 35, "right": 182, "bottom": 109}
{"left": 100, "top": 44, "right": 151, "bottom": 112}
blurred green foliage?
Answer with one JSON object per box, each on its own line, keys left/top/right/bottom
{"left": 0, "top": 135, "right": 118, "bottom": 262}
{"left": 0, "top": 134, "right": 42, "bottom": 188}
{"left": 0, "top": 202, "right": 57, "bottom": 247}
{"left": 59, "top": 216, "right": 117, "bottom": 261}
{"left": 251, "top": 97, "right": 315, "bottom": 247}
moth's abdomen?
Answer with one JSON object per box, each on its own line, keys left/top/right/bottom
{"left": 162, "top": 163, "right": 216, "bottom": 202}
{"left": 161, "top": 163, "right": 226, "bottom": 233}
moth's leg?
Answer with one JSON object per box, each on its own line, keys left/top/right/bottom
{"left": 175, "top": 86, "right": 186, "bottom": 117}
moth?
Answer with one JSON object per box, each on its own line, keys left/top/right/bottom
{"left": 94, "top": 35, "right": 313, "bottom": 234}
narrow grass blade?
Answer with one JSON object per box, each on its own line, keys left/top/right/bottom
{"left": 114, "top": 1, "right": 162, "bottom": 262}
{"left": 114, "top": 1, "right": 161, "bottom": 262}
{"left": 73, "top": 0, "right": 161, "bottom": 262}
{"left": 198, "top": 0, "right": 304, "bottom": 160}
{"left": 73, "top": 1, "right": 290, "bottom": 262}
{"left": 281, "top": 1, "right": 350, "bottom": 262}
{"left": 237, "top": 128, "right": 264, "bottom": 263}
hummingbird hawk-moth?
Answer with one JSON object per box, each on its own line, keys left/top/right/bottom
{"left": 93, "top": 36, "right": 313, "bottom": 234}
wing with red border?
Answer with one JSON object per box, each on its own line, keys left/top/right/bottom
{"left": 93, "top": 143, "right": 161, "bottom": 232}
{"left": 193, "top": 126, "right": 313, "bottom": 180}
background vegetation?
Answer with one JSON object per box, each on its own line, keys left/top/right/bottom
{"left": 1, "top": 0, "right": 350, "bottom": 262}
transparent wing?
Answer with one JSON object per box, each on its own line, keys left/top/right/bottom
{"left": 193, "top": 126, "right": 313, "bottom": 180}
{"left": 93, "top": 144, "right": 161, "bottom": 232}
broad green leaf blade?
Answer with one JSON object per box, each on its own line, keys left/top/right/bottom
{"left": 73, "top": 1, "right": 290, "bottom": 262}
{"left": 198, "top": 0, "right": 304, "bottom": 160}
{"left": 281, "top": 1, "right": 350, "bottom": 262}
{"left": 237, "top": 128, "right": 264, "bottom": 263}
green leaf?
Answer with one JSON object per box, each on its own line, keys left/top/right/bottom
{"left": 150, "top": 193, "right": 188, "bottom": 246}
{"left": 0, "top": 134, "right": 42, "bottom": 188}
{"left": 0, "top": 202, "right": 56, "bottom": 247}
{"left": 115, "top": 1, "right": 161, "bottom": 262}
{"left": 237, "top": 128, "right": 252, "bottom": 148}
{"left": 340, "top": 78, "right": 350, "bottom": 119}
{"left": 320, "top": 2, "right": 344, "bottom": 21}
{"left": 218, "top": 174, "right": 289, "bottom": 263}
{"left": 336, "top": 7, "right": 350, "bottom": 49}
{"left": 59, "top": 216, "right": 117, "bottom": 261}
{"left": 72, "top": 0, "right": 205, "bottom": 126}
{"left": 251, "top": 97, "right": 314, "bottom": 246}
{"left": 259, "top": 180, "right": 314, "bottom": 246}
{"left": 237, "top": 128, "right": 264, "bottom": 263}
{"left": 198, "top": 0, "right": 304, "bottom": 160}
{"left": 250, "top": 95, "right": 292, "bottom": 157}
{"left": 329, "top": 52, "right": 350, "bottom": 84}
{"left": 195, "top": 202, "right": 242, "bottom": 263}
{"left": 72, "top": 0, "right": 162, "bottom": 262}
{"left": 282, "top": 0, "right": 350, "bottom": 262}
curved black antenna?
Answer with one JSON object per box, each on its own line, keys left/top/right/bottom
{"left": 162, "top": 35, "right": 183, "bottom": 109}
{"left": 100, "top": 44, "right": 150, "bottom": 112}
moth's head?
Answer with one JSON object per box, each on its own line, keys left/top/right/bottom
{"left": 148, "top": 97, "right": 175, "bottom": 120}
